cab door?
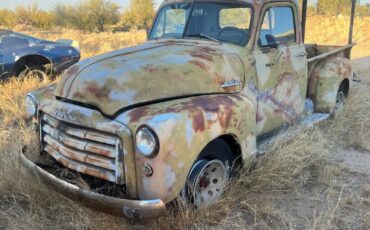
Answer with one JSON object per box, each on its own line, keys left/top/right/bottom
{"left": 253, "top": 3, "right": 307, "bottom": 135}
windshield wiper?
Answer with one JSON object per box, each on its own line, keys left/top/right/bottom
{"left": 186, "top": 33, "right": 221, "bottom": 43}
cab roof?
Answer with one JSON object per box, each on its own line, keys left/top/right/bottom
{"left": 159, "top": 0, "right": 299, "bottom": 8}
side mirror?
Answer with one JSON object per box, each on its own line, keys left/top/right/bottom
{"left": 265, "top": 34, "right": 279, "bottom": 49}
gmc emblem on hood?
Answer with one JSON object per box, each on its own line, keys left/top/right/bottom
{"left": 52, "top": 107, "right": 80, "bottom": 123}
{"left": 52, "top": 108, "right": 69, "bottom": 120}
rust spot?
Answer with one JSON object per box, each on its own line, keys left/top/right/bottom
{"left": 214, "top": 73, "right": 225, "bottom": 85}
{"left": 73, "top": 91, "right": 84, "bottom": 98}
{"left": 192, "top": 110, "right": 205, "bottom": 132}
{"left": 189, "top": 60, "right": 208, "bottom": 71}
{"left": 67, "top": 65, "right": 80, "bottom": 77}
{"left": 128, "top": 106, "right": 150, "bottom": 123}
{"left": 218, "top": 105, "right": 232, "bottom": 130}
{"left": 188, "top": 96, "right": 235, "bottom": 131}
{"left": 143, "top": 64, "right": 157, "bottom": 73}
{"left": 85, "top": 82, "right": 110, "bottom": 100}
{"left": 188, "top": 46, "right": 220, "bottom": 62}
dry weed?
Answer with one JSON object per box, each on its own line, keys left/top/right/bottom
{"left": 15, "top": 29, "right": 147, "bottom": 59}
{"left": 324, "top": 75, "right": 370, "bottom": 152}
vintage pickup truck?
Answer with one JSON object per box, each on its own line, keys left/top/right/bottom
{"left": 21, "top": 0, "right": 355, "bottom": 219}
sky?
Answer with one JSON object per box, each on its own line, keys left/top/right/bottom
{"left": 1, "top": 0, "right": 370, "bottom": 11}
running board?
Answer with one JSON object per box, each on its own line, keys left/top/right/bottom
{"left": 257, "top": 113, "right": 330, "bottom": 156}
{"left": 300, "top": 113, "right": 330, "bottom": 127}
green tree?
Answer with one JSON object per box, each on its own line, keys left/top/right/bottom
{"left": 54, "top": 0, "right": 119, "bottom": 32}
{"left": 14, "top": 3, "right": 55, "bottom": 29}
{"left": 86, "top": 0, "right": 120, "bottom": 31}
{"left": 121, "top": 0, "right": 155, "bottom": 30}
{"left": 0, "top": 9, "right": 17, "bottom": 27}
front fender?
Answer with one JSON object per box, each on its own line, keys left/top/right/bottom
{"left": 116, "top": 94, "right": 257, "bottom": 203}
{"left": 28, "top": 83, "right": 57, "bottom": 109}
{"left": 308, "top": 57, "right": 352, "bottom": 113}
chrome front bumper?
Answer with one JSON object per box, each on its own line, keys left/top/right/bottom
{"left": 20, "top": 151, "right": 166, "bottom": 219}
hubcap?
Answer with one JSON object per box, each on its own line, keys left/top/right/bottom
{"left": 190, "top": 159, "right": 228, "bottom": 207}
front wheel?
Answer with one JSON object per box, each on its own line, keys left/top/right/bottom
{"left": 181, "top": 139, "right": 236, "bottom": 208}
{"left": 187, "top": 159, "right": 228, "bottom": 207}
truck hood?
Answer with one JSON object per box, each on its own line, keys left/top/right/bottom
{"left": 55, "top": 40, "right": 245, "bottom": 116}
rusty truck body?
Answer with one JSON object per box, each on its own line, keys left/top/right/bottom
{"left": 22, "top": 0, "right": 355, "bottom": 219}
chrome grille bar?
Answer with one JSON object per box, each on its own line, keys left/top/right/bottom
{"left": 40, "top": 113, "right": 124, "bottom": 184}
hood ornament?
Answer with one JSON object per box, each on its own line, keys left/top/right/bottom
{"left": 221, "top": 80, "right": 242, "bottom": 88}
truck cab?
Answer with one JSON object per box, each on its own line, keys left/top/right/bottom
{"left": 22, "top": 0, "right": 353, "bottom": 219}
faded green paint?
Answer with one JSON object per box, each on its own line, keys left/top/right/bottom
{"left": 24, "top": 0, "right": 354, "bottom": 216}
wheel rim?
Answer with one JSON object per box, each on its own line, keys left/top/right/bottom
{"left": 190, "top": 159, "right": 227, "bottom": 207}
{"left": 334, "top": 91, "right": 345, "bottom": 115}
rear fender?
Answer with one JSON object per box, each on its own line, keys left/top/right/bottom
{"left": 308, "top": 57, "right": 352, "bottom": 113}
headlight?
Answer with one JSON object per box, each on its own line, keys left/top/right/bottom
{"left": 135, "top": 126, "right": 159, "bottom": 158}
{"left": 25, "top": 95, "right": 38, "bottom": 119}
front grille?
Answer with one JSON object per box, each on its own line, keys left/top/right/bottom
{"left": 40, "top": 113, "right": 124, "bottom": 184}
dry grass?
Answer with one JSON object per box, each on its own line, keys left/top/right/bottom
{"left": 0, "top": 16, "right": 370, "bottom": 230}
{"left": 0, "top": 72, "right": 369, "bottom": 229}
{"left": 19, "top": 28, "right": 147, "bottom": 59}
{"left": 306, "top": 15, "right": 370, "bottom": 59}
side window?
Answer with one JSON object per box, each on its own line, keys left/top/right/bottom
{"left": 259, "top": 6, "right": 296, "bottom": 47}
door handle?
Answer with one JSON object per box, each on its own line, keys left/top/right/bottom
{"left": 296, "top": 52, "right": 307, "bottom": 58}
{"left": 266, "top": 51, "right": 283, "bottom": 67}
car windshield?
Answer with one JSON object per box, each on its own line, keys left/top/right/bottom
{"left": 149, "top": 2, "right": 252, "bottom": 46}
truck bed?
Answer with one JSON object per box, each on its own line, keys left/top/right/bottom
{"left": 305, "top": 43, "right": 354, "bottom": 81}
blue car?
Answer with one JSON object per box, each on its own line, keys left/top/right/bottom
{"left": 0, "top": 29, "right": 80, "bottom": 80}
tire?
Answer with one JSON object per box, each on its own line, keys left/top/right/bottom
{"left": 332, "top": 89, "right": 346, "bottom": 117}
{"left": 181, "top": 139, "right": 236, "bottom": 207}
{"left": 19, "top": 65, "right": 48, "bottom": 82}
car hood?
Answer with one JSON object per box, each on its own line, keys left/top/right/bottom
{"left": 55, "top": 40, "right": 245, "bottom": 116}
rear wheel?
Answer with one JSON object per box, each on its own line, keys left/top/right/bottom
{"left": 19, "top": 65, "right": 48, "bottom": 82}
{"left": 181, "top": 139, "right": 236, "bottom": 207}
{"left": 333, "top": 90, "right": 346, "bottom": 117}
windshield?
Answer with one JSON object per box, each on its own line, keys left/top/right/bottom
{"left": 149, "top": 2, "right": 252, "bottom": 46}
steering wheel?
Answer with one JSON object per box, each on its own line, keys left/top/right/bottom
{"left": 217, "top": 26, "right": 247, "bottom": 44}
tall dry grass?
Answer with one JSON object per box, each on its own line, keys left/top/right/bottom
{"left": 0, "top": 69, "right": 369, "bottom": 228}
{"left": 20, "top": 28, "right": 147, "bottom": 59}
{"left": 306, "top": 15, "right": 370, "bottom": 59}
